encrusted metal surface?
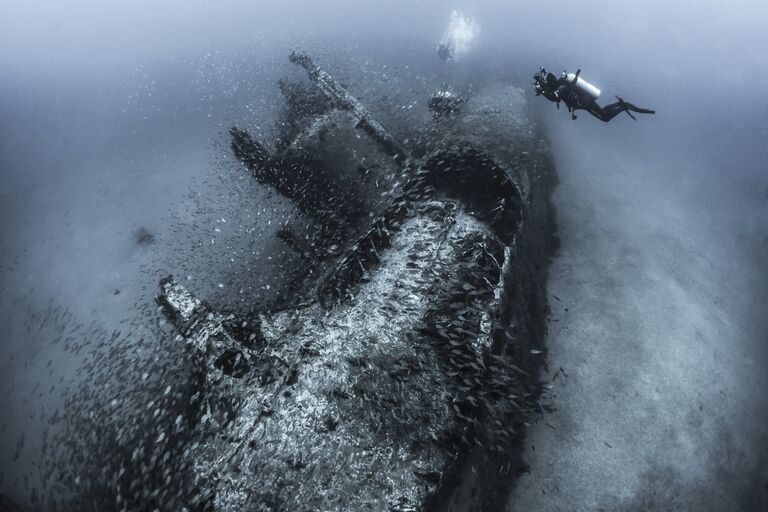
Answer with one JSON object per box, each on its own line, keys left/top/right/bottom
{"left": 160, "top": 203, "right": 504, "bottom": 510}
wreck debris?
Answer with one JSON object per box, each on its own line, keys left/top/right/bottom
{"left": 157, "top": 276, "right": 260, "bottom": 382}
{"left": 428, "top": 88, "right": 466, "bottom": 118}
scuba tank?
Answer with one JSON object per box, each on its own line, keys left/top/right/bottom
{"left": 565, "top": 71, "right": 601, "bottom": 100}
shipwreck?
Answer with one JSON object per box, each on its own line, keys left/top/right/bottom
{"left": 154, "top": 52, "right": 556, "bottom": 511}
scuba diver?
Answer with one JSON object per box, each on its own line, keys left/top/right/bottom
{"left": 437, "top": 42, "right": 454, "bottom": 62}
{"left": 532, "top": 67, "right": 655, "bottom": 122}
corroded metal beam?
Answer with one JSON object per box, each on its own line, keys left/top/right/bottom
{"left": 289, "top": 51, "right": 408, "bottom": 163}
{"left": 157, "top": 276, "right": 256, "bottom": 382}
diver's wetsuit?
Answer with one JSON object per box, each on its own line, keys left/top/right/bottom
{"left": 582, "top": 97, "right": 655, "bottom": 122}
{"left": 534, "top": 68, "right": 655, "bottom": 122}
